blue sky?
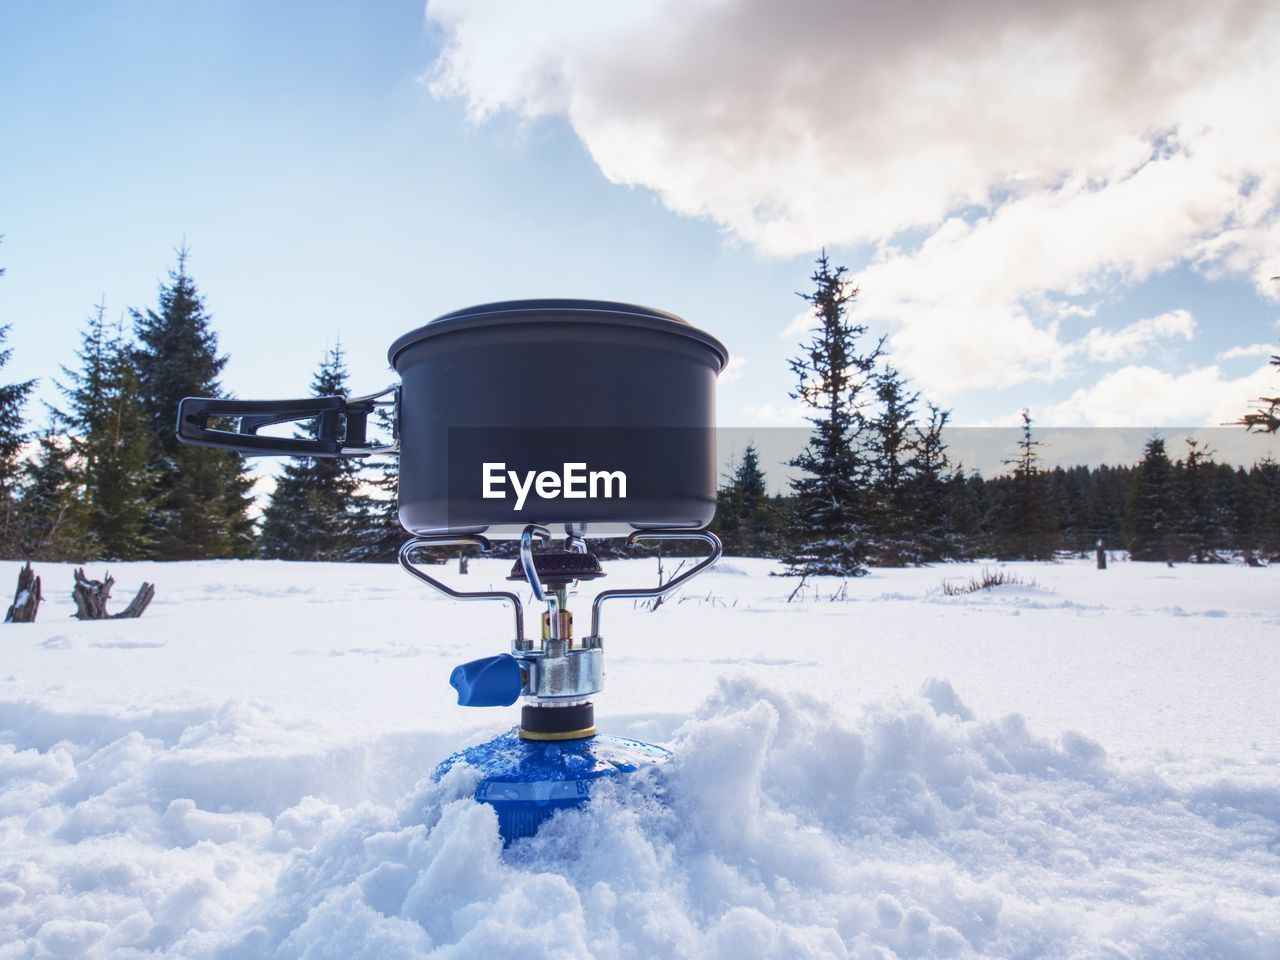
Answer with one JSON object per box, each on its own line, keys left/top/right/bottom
{"left": 2, "top": 0, "right": 1277, "bottom": 442}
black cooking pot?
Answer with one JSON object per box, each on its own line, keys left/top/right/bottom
{"left": 177, "top": 299, "right": 729, "bottom": 539}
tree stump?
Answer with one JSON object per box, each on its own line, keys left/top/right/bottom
{"left": 71, "top": 569, "right": 156, "bottom": 620}
{"left": 115, "top": 582, "right": 156, "bottom": 618}
{"left": 5, "top": 562, "right": 42, "bottom": 623}
{"left": 1095, "top": 538, "right": 1107, "bottom": 570}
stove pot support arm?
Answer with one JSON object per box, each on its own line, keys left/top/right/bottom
{"left": 587, "top": 529, "right": 722, "bottom": 640}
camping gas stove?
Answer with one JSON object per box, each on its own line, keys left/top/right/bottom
{"left": 401, "top": 523, "right": 721, "bottom": 843}
{"left": 175, "top": 299, "right": 729, "bottom": 844}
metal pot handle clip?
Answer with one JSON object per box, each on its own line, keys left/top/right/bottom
{"left": 176, "top": 386, "right": 399, "bottom": 457}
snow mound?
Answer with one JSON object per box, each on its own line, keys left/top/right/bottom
{"left": 5, "top": 558, "right": 1279, "bottom": 957}
{"left": 198, "top": 678, "right": 1280, "bottom": 959}
{"left": 919, "top": 677, "right": 974, "bottom": 721}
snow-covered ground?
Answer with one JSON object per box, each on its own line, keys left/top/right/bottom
{"left": 1, "top": 556, "right": 1277, "bottom": 958}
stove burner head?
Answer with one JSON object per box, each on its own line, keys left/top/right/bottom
{"left": 507, "top": 550, "right": 606, "bottom": 588}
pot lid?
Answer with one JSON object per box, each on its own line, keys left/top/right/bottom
{"left": 387, "top": 299, "right": 729, "bottom": 372}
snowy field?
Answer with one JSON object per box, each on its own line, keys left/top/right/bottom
{"left": 1, "top": 555, "right": 1277, "bottom": 958}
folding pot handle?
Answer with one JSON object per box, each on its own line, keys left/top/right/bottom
{"left": 176, "top": 386, "right": 398, "bottom": 458}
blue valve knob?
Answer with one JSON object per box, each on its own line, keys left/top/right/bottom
{"left": 450, "top": 654, "right": 524, "bottom": 707}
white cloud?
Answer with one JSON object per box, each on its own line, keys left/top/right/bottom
{"left": 719, "top": 355, "right": 749, "bottom": 383}
{"left": 1078, "top": 310, "right": 1196, "bottom": 363}
{"left": 850, "top": 136, "right": 1270, "bottom": 394}
{"left": 428, "top": 1, "right": 1279, "bottom": 249}
{"left": 1037, "top": 361, "right": 1276, "bottom": 427}
{"left": 780, "top": 306, "right": 818, "bottom": 340}
{"left": 426, "top": 0, "right": 1280, "bottom": 411}
{"left": 1055, "top": 304, "right": 1098, "bottom": 320}
{"left": 738, "top": 401, "right": 806, "bottom": 427}
{"left": 1217, "top": 342, "right": 1278, "bottom": 361}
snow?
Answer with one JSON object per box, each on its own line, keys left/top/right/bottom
{"left": 1, "top": 556, "right": 1277, "bottom": 958}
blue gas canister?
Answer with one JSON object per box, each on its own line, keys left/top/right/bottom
{"left": 434, "top": 730, "right": 670, "bottom": 844}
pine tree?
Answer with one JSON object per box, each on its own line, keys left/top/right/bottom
{"left": 1087, "top": 463, "right": 1130, "bottom": 551}
{"left": 867, "top": 364, "right": 920, "bottom": 566}
{"left": 1240, "top": 354, "right": 1279, "bottom": 432}
{"left": 259, "top": 344, "right": 363, "bottom": 561}
{"left": 0, "top": 246, "right": 38, "bottom": 555}
{"left": 17, "top": 419, "right": 90, "bottom": 560}
{"left": 782, "top": 253, "right": 882, "bottom": 576}
{"left": 713, "top": 443, "right": 775, "bottom": 557}
{"left": 1049, "top": 466, "right": 1091, "bottom": 553}
{"left": 1177, "top": 439, "right": 1227, "bottom": 562}
{"left": 59, "top": 303, "right": 153, "bottom": 559}
{"left": 945, "top": 470, "right": 989, "bottom": 559}
{"left": 908, "top": 404, "right": 956, "bottom": 562}
{"left": 1250, "top": 458, "right": 1280, "bottom": 560}
{"left": 737, "top": 444, "right": 774, "bottom": 557}
{"left": 992, "top": 409, "right": 1058, "bottom": 560}
{"left": 131, "top": 247, "right": 254, "bottom": 559}
{"left": 712, "top": 452, "right": 743, "bottom": 554}
{"left": 1126, "top": 435, "right": 1182, "bottom": 562}
{"left": 347, "top": 407, "right": 405, "bottom": 562}
{"left": 95, "top": 332, "right": 153, "bottom": 559}
{"left": 0, "top": 334, "right": 32, "bottom": 494}
{"left": 1226, "top": 466, "right": 1255, "bottom": 554}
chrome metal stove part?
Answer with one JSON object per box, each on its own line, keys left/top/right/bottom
{"left": 399, "top": 524, "right": 722, "bottom": 718}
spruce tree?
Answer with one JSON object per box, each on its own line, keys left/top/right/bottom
{"left": 0, "top": 248, "right": 37, "bottom": 555}
{"left": 1126, "top": 435, "right": 1182, "bottom": 562}
{"left": 259, "top": 344, "right": 363, "bottom": 561}
{"left": 60, "top": 304, "right": 154, "bottom": 559}
{"left": 17, "top": 419, "right": 90, "bottom": 560}
{"left": 908, "top": 404, "right": 956, "bottom": 563}
{"left": 0, "top": 333, "right": 32, "bottom": 494}
{"left": 1226, "top": 465, "right": 1255, "bottom": 554}
{"left": 782, "top": 253, "right": 882, "bottom": 577}
{"left": 713, "top": 443, "right": 775, "bottom": 557}
{"left": 946, "top": 470, "right": 990, "bottom": 559}
{"left": 131, "top": 248, "right": 254, "bottom": 559}
{"left": 736, "top": 443, "right": 773, "bottom": 557}
{"left": 1177, "top": 439, "right": 1227, "bottom": 562}
{"left": 347, "top": 407, "right": 405, "bottom": 562}
{"left": 867, "top": 364, "right": 920, "bottom": 566}
{"left": 712, "top": 452, "right": 743, "bottom": 554}
{"left": 1251, "top": 458, "right": 1280, "bottom": 560}
{"left": 992, "top": 409, "right": 1058, "bottom": 560}
{"left": 1088, "top": 464, "right": 1129, "bottom": 551}
{"left": 1240, "top": 354, "right": 1279, "bottom": 432}
{"left": 1051, "top": 466, "right": 1092, "bottom": 553}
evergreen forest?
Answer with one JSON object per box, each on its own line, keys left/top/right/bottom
{"left": 2, "top": 243, "right": 1277, "bottom": 572}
